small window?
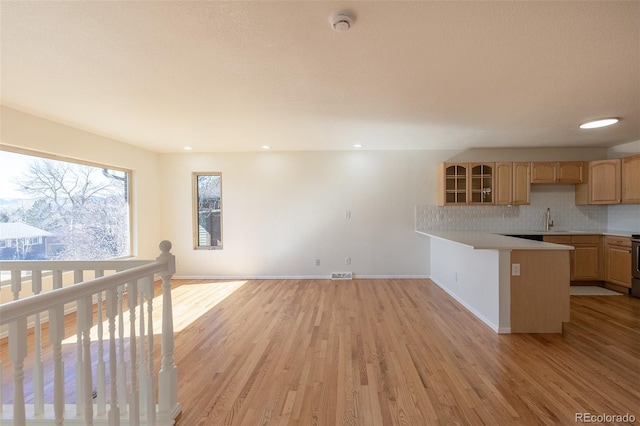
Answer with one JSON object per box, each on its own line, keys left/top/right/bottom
{"left": 25, "top": 236, "right": 42, "bottom": 245}
{"left": 193, "top": 172, "right": 222, "bottom": 249}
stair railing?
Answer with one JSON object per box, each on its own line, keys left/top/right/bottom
{"left": 0, "top": 240, "right": 181, "bottom": 425}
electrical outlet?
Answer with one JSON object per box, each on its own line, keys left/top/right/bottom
{"left": 315, "top": 259, "right": 320, "bottom": 266}
{"left": 512, "top": 264, "right": 520, "bottom": 276}
{"left": 345, "top": 210, "right": 351, "bottom": 219}
{"left": 345, "top": 257, "right": 351, "bottom": 265}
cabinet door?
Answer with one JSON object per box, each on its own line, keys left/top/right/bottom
{"left": 512, "top": 162, "right": 531, "bottom": 205}
{"left": 469, "top": 163, "right": 494, "bottom": 204}
{"left": 439, "top": 163, "right": 469, "bottom": 205}
{"left": 606, "top": 245, "right": 632, "bottom": 287}
{"left": 621, "top": 155, "right": 640, "bottom": 203}
{"left": 558, "top": 161, "right": 585, "bottom": 183}
{"left": 572, "top": 245, "right": 600, "bottom": 281}
{"left": 589, "top": 159, "right": 621, "bottom": 204}
{"left": 531, "top": 162, "right": 557, "bottom": 183}
{"left": 495, "top": 162, "right": 512, "bottom": 205}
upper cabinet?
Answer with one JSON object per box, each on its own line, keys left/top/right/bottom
{"left": 530, "top": 161, "right": 585, "bottom": 184}
{"left": 469, "top": 163, "right": 494, "bottom": 204}
{"left": 438, "top": 163, "right": 494, "bottom": 205}
{"left": 575, "top": 159, "right": 621, "bottom": 205}
{"left": 438, "top": 155, "right": 638, "bottom": 207}
{"left": 621, "top": 154, "right": 640, "bottom": 203}
{"left": 495, "top": 162, "right": 530, "bottom": 205}
{"left": 438, "top": 163, "right": 468, "bottom": 205}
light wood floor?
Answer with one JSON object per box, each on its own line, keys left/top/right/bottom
{"left": 170, "top": 279, "right": 640, "bottom": 425}
{"left": 2, "top": 278, "right": 640, "bottom": 425}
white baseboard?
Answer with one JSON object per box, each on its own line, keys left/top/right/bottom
{"left": 173, "top": 274, "right": 430, "bottom": 281}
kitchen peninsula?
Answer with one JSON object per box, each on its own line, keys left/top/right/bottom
{"left": 418, "top": 231, "right": 573, "bottom": 333}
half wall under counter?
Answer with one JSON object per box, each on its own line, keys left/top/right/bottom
{"left": 418, "top": 231, "right": 573, "bottom": 333}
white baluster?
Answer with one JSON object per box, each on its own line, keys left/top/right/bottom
{"left": 32, "top": 270, "right": 45, "bottom": 415}
{"left": 49, "top": 305, "right": 65, "bottom": 425}
{"left": 138, "top": 281, "right": 147, "bottom": 416}
{"left": 11, "top": 269, "right": 21, "bottom": 300}
{"left": 75, "top": 270, "right": 85, "bottom": 416}
{"left": 128, "top": 281, "right": 139, "bottom": 426}
{"left": 52, "top": 269, "right": 65, "bottom": 423}
{"left": 157, "top": 241, "right": 179, "bottom": 416}
{"left": 117, "top": 284, "right": 128, "bottom": 415}
{"left": 53, "top": 269, "right": 63, "bottom": 290}
{"left": 145, "top": 277, "right": 156, "bottom": 425}
{"left": 95, "top": 270, "right": 107, "bottom": 415}
{"left": 79, "top": 295, "right": 94, "bottom": 425}
{"left": 106, "top": 288, "right": 120, "bottom": 426}
{"left": 9, "top": 317, "right": 28, "bottom": 425}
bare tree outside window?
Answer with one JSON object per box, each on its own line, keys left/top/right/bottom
{"left": 193, "top": 172, "right": 222, "bottom": 249}
{"left": 0, "top": 149, "right": 131, "bottom": 262}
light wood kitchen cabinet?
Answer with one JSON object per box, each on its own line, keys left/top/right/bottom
{"left": 605, "top": 236, "right": 632, "bottom": 288}
{"left": 575, "top": 159, "right": 621, "bottom": 205}
{"left": 438, "top": 163, "right": 468, "bottom": 205}
{"left": 495, "top": 162, "right": 530, "bottom": 205}
{"left": 531, "top": 161, "right": 585, "bottom": 184}
{"left": 543, "top": 234, "right": 602, "bottom": 281}
{"left": 557, "top": 162, "right": 585, "bottom": 183}
{"left": 530, "top": 162, "right": 557, "bottom": 183}
{"left": 469, "top": 163, "right": 495, "bottom": 204}
{"left": 438, "top": 163, "right": 495, "bottom": 205}
{"left": 621, "top": 154, "right": 640, "bottom": 203}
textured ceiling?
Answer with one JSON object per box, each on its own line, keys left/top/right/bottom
{"left": 1, "top": 1, "right": 639, "bottom": 152}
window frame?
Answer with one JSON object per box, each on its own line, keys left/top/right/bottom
{"left": 192, "top": 172, "right": 223, "bottom": 250}
{"left": 0, "top": 145, "right": 134, "bottom": 259}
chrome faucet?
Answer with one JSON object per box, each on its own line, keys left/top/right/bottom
{"left": 545, "top": 208, "right": 554, "bottom": 231}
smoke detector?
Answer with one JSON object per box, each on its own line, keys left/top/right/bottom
{"left": 330, "top": 12, "right": 354, "bottom": 32}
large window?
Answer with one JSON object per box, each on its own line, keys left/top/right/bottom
{"left": 0, "top": 148, "right": 131, "bottom": 261}
{"left": 193, "top": 172, "right": 222, "bottom": 249}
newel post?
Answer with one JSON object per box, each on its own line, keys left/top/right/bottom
{"left": 157, "top": 241, "right": 181, "bottom": 419}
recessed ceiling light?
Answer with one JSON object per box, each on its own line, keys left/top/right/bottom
{"left": 579, "top": 118, "right": 619, "bottom": 129}
{"left": 183, "top": 146, "right": 192, "bottom": 150}
{"left": 353, "top": 144, "right": 364, "bottom": 148}
{"left": 261, "top": 145, "right": 271, "bottom": 150}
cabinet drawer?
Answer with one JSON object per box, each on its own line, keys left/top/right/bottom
{"left": 605, "top": 235, "right": 631, "bottom": 248}
{"left": 543, "top": 236, "right": 571, "bottom": 244}
{"left": 571, "top": 235, "right": 601, "bottom": 244}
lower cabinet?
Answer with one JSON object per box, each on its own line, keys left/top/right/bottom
{"left": 605, "top": 236, "right": 632, "bottom": 288}
{"left": 544, "top": 234, "right": 632, "bottom": 287}
{"left": 543, "top": 235, "right": 602, "bottom": 281}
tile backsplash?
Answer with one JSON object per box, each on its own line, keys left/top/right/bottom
{"left": 416, "top": 185, "right": 612, "bottom": 232}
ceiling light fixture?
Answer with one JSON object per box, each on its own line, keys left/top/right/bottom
{"left": 261, "top": 145, "right": 271, "bottom": 150}
{"left": 183, "top": 146, "right": 192, "bottom": 150}
{"left": 330, "top": 12, "right": 355, "bottom": 32}
{"left": 579, "top": 118, "right": 620, "bottom": 129}
{"left": 353, "top": 144, "right": 364, "bottom": 148}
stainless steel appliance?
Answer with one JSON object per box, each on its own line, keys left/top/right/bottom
{"left": 632, "top": 234, "right": 640, "bottom": 298}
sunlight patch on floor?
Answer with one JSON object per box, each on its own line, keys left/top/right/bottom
{"left": 62, "top": 280, "right": 247, "bottom": 344}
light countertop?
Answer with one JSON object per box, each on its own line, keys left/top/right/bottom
{"left": 417, "top": 230, "right": 574, "bottom": 250}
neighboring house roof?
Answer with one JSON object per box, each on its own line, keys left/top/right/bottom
{"left": 0, "top": 222, "right": 54, "bottom": 240}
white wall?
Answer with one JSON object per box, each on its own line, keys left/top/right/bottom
{"left": 0, "top": 106, "right": 163, "bottom": 258}
{"left": 428, "top": 237, "right": 504, "bottom": 332}
{"left": 158, "top": 150, "right": 454, "bottom": 278}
